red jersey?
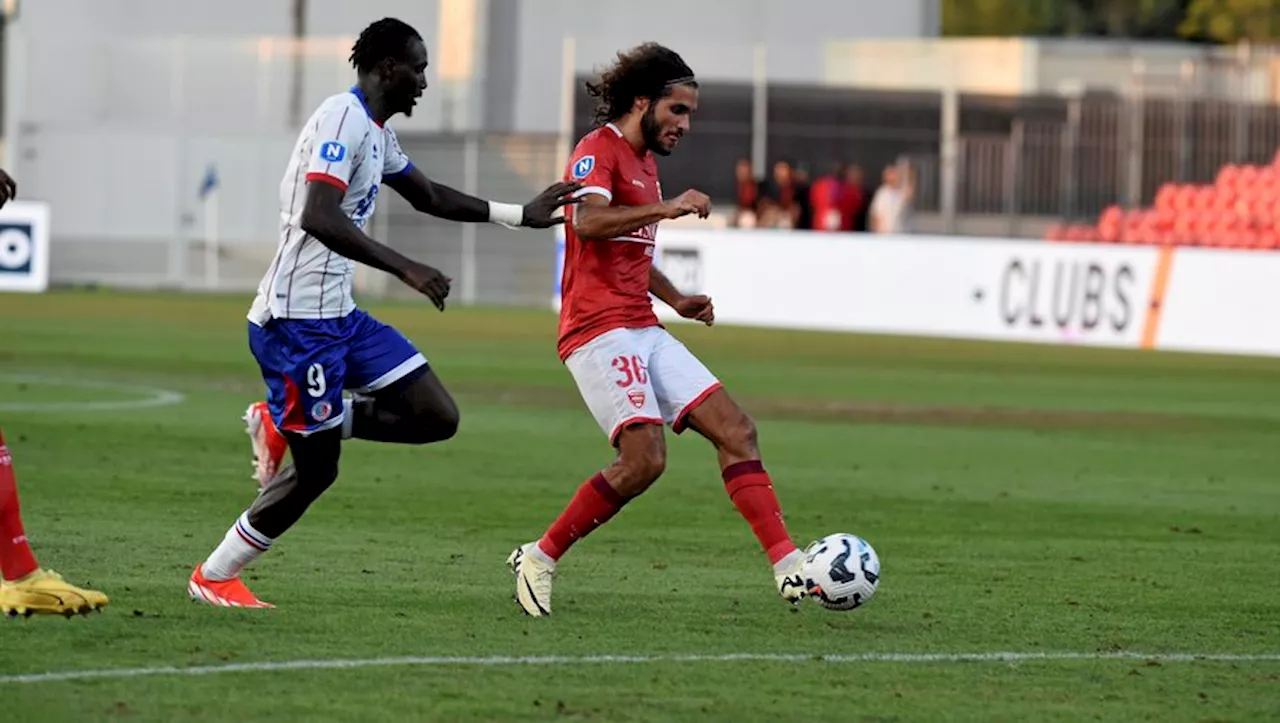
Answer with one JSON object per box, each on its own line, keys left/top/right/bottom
{"left": 557, "top": 123, "right": 663, "bottom": 360}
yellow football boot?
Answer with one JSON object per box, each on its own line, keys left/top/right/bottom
{"left": 0, "top": 569, "right": 109, "bottom": 618}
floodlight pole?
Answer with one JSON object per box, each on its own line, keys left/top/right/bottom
{"left": 290, "top": 0, "right": 306, "bottom": 129}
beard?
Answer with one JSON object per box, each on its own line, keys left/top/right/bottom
{"left": 398, "top": 85, "right": 418, "bottom": 117}
{"left": 641, "top": 106, "right": 671, "bottom": 156}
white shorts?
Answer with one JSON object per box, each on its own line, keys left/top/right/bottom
{"left": 565, "top": 326, "right": 722, "bottom": 445}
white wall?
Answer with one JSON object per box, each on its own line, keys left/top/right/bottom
{"left": 17, "top": 0, "right": 939, "bottom": 135}
{"left": 11, "top": 0, "right": 447, "bottom": 245}
{"left": 510, "top": 0, "right": 938, "bottom": 132}
{"left": 22, "top": 0, "right": 439, "bottom": 44}
{"left": 611, "top": 228, "right": 1280, "bottom": 359}
{"left": 19, "top": 0, "right": 445, "bottom": 133}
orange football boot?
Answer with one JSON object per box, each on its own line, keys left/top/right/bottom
{"left": 243, "top": 401, "right": 288, "bottom": 488}
{"left": 187, "top": 563, "right": 274, "bottom": 608}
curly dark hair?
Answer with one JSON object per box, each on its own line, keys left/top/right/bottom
{"left": 585, "top": 43, "right": 697, "bottom": 125}
{"left": 349, "top": 18, "right": 422, "bottom": 74}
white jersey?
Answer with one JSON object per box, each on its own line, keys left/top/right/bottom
{"left": 248, "top": 88, "right": 413, "bottom": 325}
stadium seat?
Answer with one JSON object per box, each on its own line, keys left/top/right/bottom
{"left": 1049, "top": 157, "right": 1280, "bottom": 250}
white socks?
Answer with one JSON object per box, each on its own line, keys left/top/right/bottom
{"left": 530, "top": 542, "right": 558, "bottom": 569}
{"left": 772, "top": 548, "right": 804, "bottom": 574}
{"left": 202, "top": 512, "right": 275, "bottom": 581}
{"left": 340, "top": 398, "right": 355, "bottom": 440}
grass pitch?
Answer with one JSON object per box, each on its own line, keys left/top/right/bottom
{"left": 0, "top": 290, "right": 1277, "bottom": 722}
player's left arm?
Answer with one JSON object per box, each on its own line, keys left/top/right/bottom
{"left": 650, "top": 266, "right": 714, "bottom": 326}
{"left": 379, "top": 131, "right": 578, "bottom": 228}
{"left": 384, "top": 167, "right": 580, "bottom": 228}
{"left": 382, "top": 166, "right": 570, "bottom": 227}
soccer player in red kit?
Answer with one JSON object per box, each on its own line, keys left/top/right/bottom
{"left": 507, "top": 44, "right": 807, "bottom": 617}
{"left": 0, "top": 168, "right": 108, "bottom": 617}
{"left": 0, "top": 430, "right": 109, "bottom": 617}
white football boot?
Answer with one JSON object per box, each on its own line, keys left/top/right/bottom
{"left": 507, "top": 542, "right": 554, "bottom": 617}
{"left": 774, "top": 549, "right": 807, "bottom": 606}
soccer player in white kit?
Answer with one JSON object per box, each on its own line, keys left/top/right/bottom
{"left": 187, "top": 18, "right": 579, "bottom": 608}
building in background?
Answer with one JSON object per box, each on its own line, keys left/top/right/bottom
{"left": 0, "top": 0, "right": 939, "bottom": 297}
{"left": 8, "top": 0, "right": 1280, "bottom": 301}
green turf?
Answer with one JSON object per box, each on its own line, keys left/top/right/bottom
{"left": 0, "top": 289, "right": 1277, "bottom": 722}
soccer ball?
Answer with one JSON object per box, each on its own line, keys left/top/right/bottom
{"left": 802, "top": 533, "right": 881, "bottom": 611}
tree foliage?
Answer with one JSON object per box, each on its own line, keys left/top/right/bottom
{"left": 941, "top": 0, "right": 1280, "bottom": 43}
{"left": 1179, "top": 0, "right": 1280, "bottom": 43}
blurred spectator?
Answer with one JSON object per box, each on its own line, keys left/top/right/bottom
{"left": 732, "top": 158, "right": 759, "bottom": 228}
{"left": 869, "top": 161, "right": 914, "bottom": 234}
{"left": 756, "top": 197, "right": 782, "bottom": 229}
{"left": 809, "top": 163, "right": 870, "bottom": 233}
{"left": 762, "top": 160, "right": 801, "bottom": 229}
{"left": 843, "top": 165, "right": 870, "bottom": 232}
{"left": 793, "top": 164, "right": 813, "bottom": 231}
{"left": 809, "top": 163, "right": 847, "bottom": 232}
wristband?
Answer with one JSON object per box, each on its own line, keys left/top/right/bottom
{"left": 488, "top": 201, "right": 524, "bottom": 229}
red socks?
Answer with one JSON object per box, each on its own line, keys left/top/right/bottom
{"left": 537, "top": 472, "right": 628, "bottom": 561}
{"left": 0, "top": 430, "right": 40, "bottom": 582}
{"left": 534, "top": 462, "right": 796, "bottom": 566}
{"left": 723, "top": 460, "right": 797, "bottom": 564}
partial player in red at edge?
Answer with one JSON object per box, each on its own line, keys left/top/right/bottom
{"left": 0, "top": 167, "right": 109, "bottom": 618}
{"left": 0, "top": 426, "right": 110, "bottom": 617}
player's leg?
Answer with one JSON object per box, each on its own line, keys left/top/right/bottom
{"left": 189, "top": 320, "right": 349, "bottom": 608}
{"left": 650, "top": 330, "right": 806, "bottom": 604}
{"left": 347, "top": 366, "right": 460, "bottom": 445}
{"left": 241, "top": 312, "right": 458, "bottom": 488}
{"left": 341, "top": 310, "right": 459, "bottom": 444}
{"left": 244, "top": 366, "right": 457, "bottom": 490}
{"left": 0, "top": 430, "right": 39, "bottom": 584}
{"left": 535, "top": 422, "right": 666, "bottom": 557}
{"left": 191, "top": 444, "right": 340, "bottom": 609}
{"left": 280, "top": 309, "right": 459, "bottom": 446}
{"left": 509, "top": 424, "right": 665, "bottom": 618}
{"left": 0, "top": 429, "right": 109, "bottom": 617}
{"left": 508, "top": 328, "right": 666, "bottom": 617}
{"left": 246, "top": 430, "right": 341, "bottom": 537}
{"left": 202, "top": 448, "right": 328, "bottom": 565}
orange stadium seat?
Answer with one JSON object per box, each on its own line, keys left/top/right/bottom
{"left": 1048, "top": 156, "right": 1280, "bottom": 250}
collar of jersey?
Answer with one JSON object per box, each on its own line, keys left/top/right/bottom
{"left": 349, "top": 86, "right": 384, "bottom": 128}
{"left": 605, "top": 122, "right": 650, "bottom": 158}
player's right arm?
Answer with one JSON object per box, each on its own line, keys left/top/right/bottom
{"left": 575, "top": 189, "right": 712, "bottom": 239}
{"left": 567, "top": 142, "right": 710, "bottom": 240}
{"left": 649, "top": 265, "right": 714, "bottom": 325}
{"left": 298, "top": 107, "right": 451, "bottom": 309}
{"left": 299, "top": 184, "right": 450, "bottom": 309}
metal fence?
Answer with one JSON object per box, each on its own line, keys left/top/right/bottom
{"left": 576, "top": 78, "right": 1280, "bottom": 227}
{"left": 48, "top": 132, "right": 566, "bottom": 310}
{"left": 49, "top": 84, "right": 1280, "bottom": 301}
{"left": 373, "top": 133, "right": 563, "bottom": 308}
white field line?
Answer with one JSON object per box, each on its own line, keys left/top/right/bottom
{"left": 2, "top": 651, "right": 1278, "bottom": 686}
{"left": 0, "top": 374, "right": 185, "bottom": 412}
